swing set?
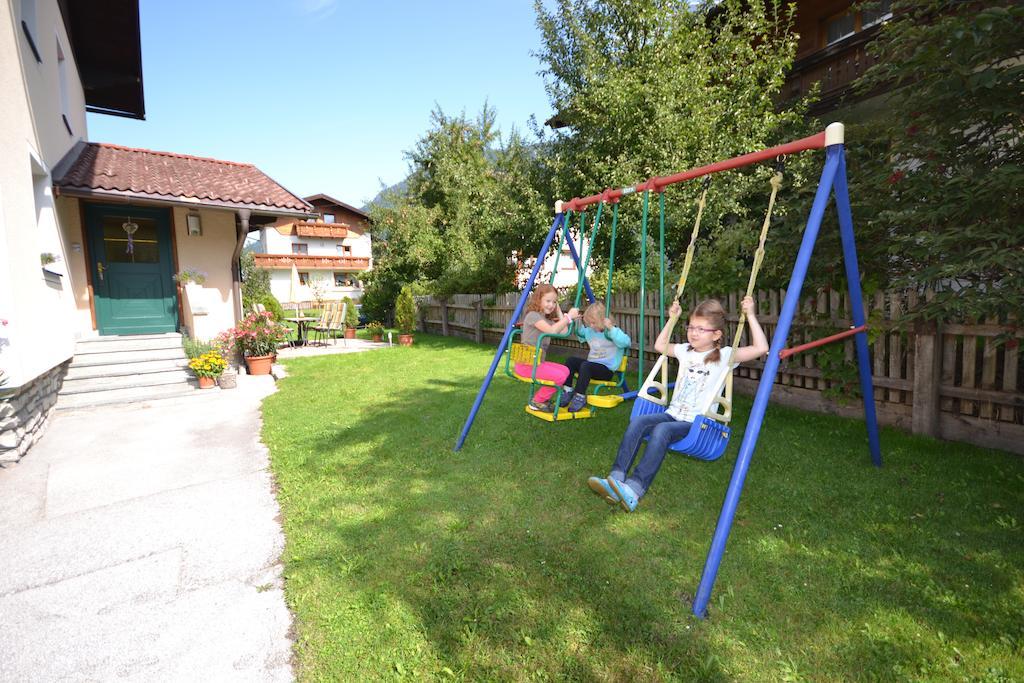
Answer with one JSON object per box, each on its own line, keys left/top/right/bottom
{"left": 454, "top": 123, "right": 882, "bottom": 618}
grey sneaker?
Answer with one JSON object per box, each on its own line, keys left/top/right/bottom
{"left": 528, "top": 398, "right": 552, "bottom": 412}
{"left": 567, "top": 393, "right": 588, "bottom": 413}
{"left": 559, "top": 391, "right": 574, "bottom": 408}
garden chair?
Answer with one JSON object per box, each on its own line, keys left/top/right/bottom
{"left": 326, "top": 303, "right": 347, "bottom": 346}
{"left": 309, "top": 302, "right": 337, "bottom": 346}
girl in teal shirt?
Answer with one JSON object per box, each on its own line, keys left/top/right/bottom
{"left": 561, "top": 301, "right": 631, "bottom": 412}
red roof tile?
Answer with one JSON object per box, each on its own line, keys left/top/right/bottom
{"left": 55, "top": 143, "right": 310, "bottom": 212}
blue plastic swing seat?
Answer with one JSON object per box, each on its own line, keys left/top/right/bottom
{"left": 629, "top": 396, "right": 731, "bottom": 461}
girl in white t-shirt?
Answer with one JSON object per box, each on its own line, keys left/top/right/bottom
{"left": 588, "top": 296, "right": 768, "bottom": 512}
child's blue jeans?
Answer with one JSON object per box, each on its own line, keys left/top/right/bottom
{"left": 610, "top": 412, "right": 693, "bottom": 497}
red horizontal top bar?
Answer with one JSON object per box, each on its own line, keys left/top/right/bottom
{"left": 560, "top": 131, "right": 828, "bottom": 212}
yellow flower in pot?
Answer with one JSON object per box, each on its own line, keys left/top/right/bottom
{"left": 188, "top": 351, "right": 227, "bottom": 389}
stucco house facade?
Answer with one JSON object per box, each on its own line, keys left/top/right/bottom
{"left": 253, "top": 193, "right": 373, "bottom": 306}
{"left": 0, "top": 0, "right": 311, "bottom": 460}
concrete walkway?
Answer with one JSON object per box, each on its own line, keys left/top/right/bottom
{"left": 0, "top": 374, "right": 292, "bottom": 681}
{"left": 274, "top": 335, "right": 390, "bottom": 359}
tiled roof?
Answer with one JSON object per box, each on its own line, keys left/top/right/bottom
{"left": 54, "top": 142, "right": 310, "bottom": 212}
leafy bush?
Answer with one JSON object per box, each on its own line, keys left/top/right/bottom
{"left": 360, "top": 275, "right": 397, "bottom": 327}
{"left": 218, "top": 312, "right": 290, "bottom": 357}
{"left": 395, "top": 286, "right": 417, "bottom": 335}
{"left": 850, "top": 0, "right": 1024, "bottom": 322}
{"left": 259, "top": 293, "right": 286, "bottom": 322}
{"left": 182, "top": 335, "right": 214, "bottom": 359}
{"left": 366, "top": 321, "right": 385, "bottom": 336}
{"left": 342, "top": 297, "right": 359, "bottom": 327}
{"left": 241, "top": 251, "right": 272, "bottom": 313}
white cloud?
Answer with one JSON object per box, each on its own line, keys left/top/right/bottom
{"left": 298, "top": 0, "right": 337, "bottom": 19}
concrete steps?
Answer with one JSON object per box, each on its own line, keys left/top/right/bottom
{"left": 58, "top": 333, "right": 200, "bottom": 410}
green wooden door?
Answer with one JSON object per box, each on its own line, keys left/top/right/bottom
{"left": 85, "top": 204, "right": 178, "bottom": 335}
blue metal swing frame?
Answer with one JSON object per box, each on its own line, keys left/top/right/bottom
{"left": 454, "top": 126, "right": 883, "bottom": 621}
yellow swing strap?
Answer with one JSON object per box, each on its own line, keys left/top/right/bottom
{"left": 639, "top": 179, "right": 711, "bottom": 405}
{"left": 710, "top": 167, "right": 784, "bottom": 424}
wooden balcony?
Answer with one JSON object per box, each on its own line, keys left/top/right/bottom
{"left": 252, "top": 253, "right": 370, "bottom": 270}
{"left": 783, "top": 26, "right": 882, "bottom": 115}
{"left": 294, "top": 221, "right": 347, "bottom": 239}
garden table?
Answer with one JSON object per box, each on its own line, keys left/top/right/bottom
{"left": 285, "top": 316, "right": 317, "bottom": 347}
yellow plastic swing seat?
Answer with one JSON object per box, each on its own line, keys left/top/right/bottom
{"left": 509, "top": 342, "right": 561, "bottom": 386}
{"left": 524, "top": 404, "right": 594, "bottom": 421}
{"left": 585, "top": 355, "right": 629, "bottom": 408}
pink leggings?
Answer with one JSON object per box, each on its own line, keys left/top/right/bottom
{"left": 515, "top": 361, "right": 570, "bottom": 403}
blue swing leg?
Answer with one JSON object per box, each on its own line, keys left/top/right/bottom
{"left": 833, "top": 152, "right": 883, "bottom": 467}
{"left": 692, "top": 143, "right": 882, "bottom": 618}
{"left": 454, "top": 214, "right": 565, "bottom": 451}
{"left": 562, "top": 221, "right": 596, "bottom": 304}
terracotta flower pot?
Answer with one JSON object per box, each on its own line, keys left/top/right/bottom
{"left": 244, "top": 354, "right": 274, "bottom": 375}
{"left": 344, "top": 328, "right": 356, "bottom": 339}
{"left": 197, "top": 375, "right": 216, "bottom": 389}
{"left": 399, "top": 334, "right": 414, "bottom": 347}
{"left": 371, "top": 334, "right": 383, "bottom": 343}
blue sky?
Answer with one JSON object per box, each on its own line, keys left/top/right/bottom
{"left": 87, "top": 0, "right": 556, "bottom": 208}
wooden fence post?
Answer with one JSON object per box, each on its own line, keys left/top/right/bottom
{"left": 440, "top": 299, "right": 449, "bottom": 337}
{"left": 475, "top": 298, "right": 484, "bottom": 344}
{"left": 912, "top": 319, "right": 942, "bottom": 438}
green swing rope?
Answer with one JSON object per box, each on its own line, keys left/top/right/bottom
{"left": 637, "top": 177, "right": 712, "bottom": 405}
{"left": 572, "top": 201, "right": 604, "bottom": 315}
{"left": 659, "top": 191, "right": 666, "bottom": 332}
{"left": 638, "top": 190, "right": 650, "bottom": 391}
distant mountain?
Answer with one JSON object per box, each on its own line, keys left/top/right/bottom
{"left": 364, "top": 179, "right": 408, "bottom": 211}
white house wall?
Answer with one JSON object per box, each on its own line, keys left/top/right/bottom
{"left": 0, "top": 0, "right": 86, "bottom": 386}
{"left": 267, "top": 270, "right": 365, "bottom": 306}
{"left": 260, "top": 224, "right": 372, "bottom": 304}
{"left": 263, "top": 226, "right": 372, "bottom": 259}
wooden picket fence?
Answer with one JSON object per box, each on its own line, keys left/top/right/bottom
{"left": 420, "top": 289, "right": 1024, "bottom": 455}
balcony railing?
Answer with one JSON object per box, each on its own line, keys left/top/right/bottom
{"left": 784, "top": 26, "right": 881, "bottom": 114}
{"left": 252, "top": 253, "right": 370, "bottom": 270}
{"left": 294, "top": 221, "right": 348, "bottom": 239}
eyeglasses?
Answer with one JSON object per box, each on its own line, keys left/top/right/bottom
{"left": 685, "top": 325, "right": 717, "bottom": 334}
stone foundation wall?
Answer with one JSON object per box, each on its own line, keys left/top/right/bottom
{"left": 0, "top": 361, "right": 70, "bottom": 466}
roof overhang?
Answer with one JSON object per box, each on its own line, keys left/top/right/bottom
{"left": 303, "top": 193, "right": 371, "bottom": 220}
{"left": 53, "top": 186, "right": 315, "bottom": 225}
{"left": 59, "top": 0, "right": 145, "bottom": 119}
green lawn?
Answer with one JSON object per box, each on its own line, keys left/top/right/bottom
{"left": 262, "top": 334, "right": 1024, "bottom": 681}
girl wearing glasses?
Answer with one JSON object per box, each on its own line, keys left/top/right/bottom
{"left": 588, "top": 296, "right": 768, "bottom": 511}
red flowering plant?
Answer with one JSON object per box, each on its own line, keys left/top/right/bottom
{"left": 218, "top": 312, "right": 289, "bottom": 358}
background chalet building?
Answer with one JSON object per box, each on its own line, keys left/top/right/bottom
{"left": 783, "top": 0, "right": 893, "bottom": 116}
{"left": 252, "top": 193, "right": 373, "bottom": 306}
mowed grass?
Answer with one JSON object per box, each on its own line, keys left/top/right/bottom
{"left": 262, "top": 334, "right": 1024, "bottom": 681}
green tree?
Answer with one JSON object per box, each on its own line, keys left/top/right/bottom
{"left": 394, "top": 286, "right": 418, "bottom": 335}
{"left": 852, "top": 0, "right": 1024, "bottom": 322}
{"left": 239, "top": 251, "right": 284, "bottom": 319}
{"left": 533, "top": 0, "right": 816, "bottom": 295}
{"left": 366, "top": 105, "right": 551, "bottom": 307}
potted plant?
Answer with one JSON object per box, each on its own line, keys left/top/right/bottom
{"left": 188, "top": 350, "right": 227, "bottom": 389}
{"left": 343, "top": 297, "right": 359, "bottom": 339}
{"left": 395, "top": 286, "right": 417, "bottom": 346}
{"left": 221, "top": 311, "right": 290, "bottom": 375}
{"left": 366, "top": 321, "right": 385, "bottom": 343}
